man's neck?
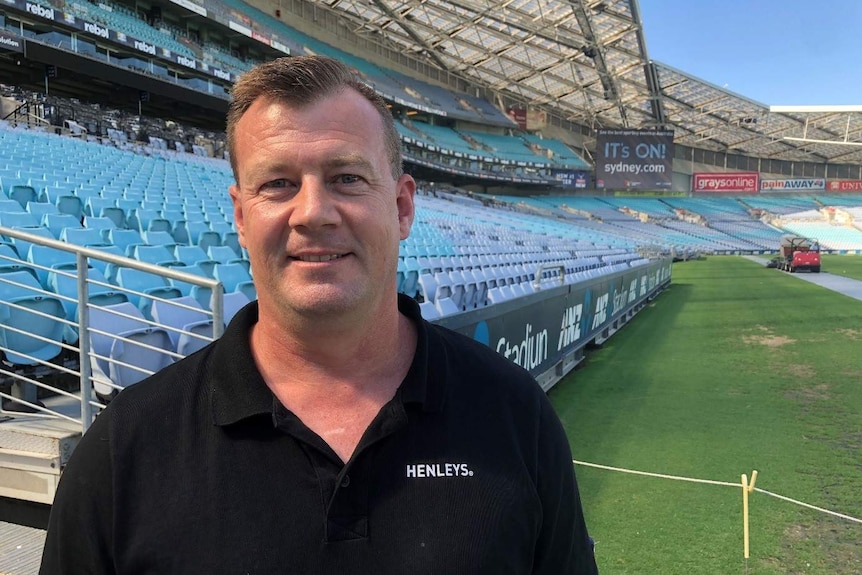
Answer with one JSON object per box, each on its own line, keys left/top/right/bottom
{"left": 250, "top": 301, "right": 418, "bottom": 463}
{"left": 250, "top": 299, "right": 414, "bottom": 392}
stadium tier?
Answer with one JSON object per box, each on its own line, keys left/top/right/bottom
{"left": 4, "top": 0, "right": 862, "bottom": 542}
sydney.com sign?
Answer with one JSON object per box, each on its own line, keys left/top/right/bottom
{"left": 595, "top": 129, "right": 674, "bottom": 190}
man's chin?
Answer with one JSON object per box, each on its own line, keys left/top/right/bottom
{"left": 283, "top": 288, "right": 366, "bottom": 318}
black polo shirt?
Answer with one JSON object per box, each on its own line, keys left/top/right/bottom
{"left": 41, "top": 295, "right": 598, "bottom": 574}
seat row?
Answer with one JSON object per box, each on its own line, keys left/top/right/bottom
{"left": 0, "top": 259, "right": 254, "bottom": 397}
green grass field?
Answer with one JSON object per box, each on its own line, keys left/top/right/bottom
{"left": 550, "top": 256, "right": 862, "bottom": 575}
{"left": 821, "top": 254, "right": 862, "bottom": 281}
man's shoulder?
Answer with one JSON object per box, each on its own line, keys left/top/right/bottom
{"left": 429, "top": 321, "right": 516, "bottom": 363}
{"left": 425, "top": 321, "right": 540, "bottom": 396}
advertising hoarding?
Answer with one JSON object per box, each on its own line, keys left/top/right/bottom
{"left": 595, "top": 129, "right": 674, "bottom": 190}
{"left": 551, "top": 170, "right": 589, "bottom": 189}
{"left": 692, "top": 172, "right": 759, "bottom": 193}
{"left": 760, "top": 178, "right": 825, "bottom": 192}
{"left": 826, "top": 180, "right": 862, "bottom": 192}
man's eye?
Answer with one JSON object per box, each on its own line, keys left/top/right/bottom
{"left": 261, "top": 179, "right": 289, "bottom": 189}
{"left": 337, "top": 174, "right": 362, "bottom": 184}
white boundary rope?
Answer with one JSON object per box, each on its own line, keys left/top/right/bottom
{"left": 753, "top": 488, "right": 862, "bottom": 525}
{"left": 573, "top": 459, "right": 739, "bottom": 488}
{"left": 574, "top": 460, "right": 862, "bottom": 525}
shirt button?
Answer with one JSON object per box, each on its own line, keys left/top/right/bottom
{"left": 340, "top": 475, "right": 350, "bottom": 488}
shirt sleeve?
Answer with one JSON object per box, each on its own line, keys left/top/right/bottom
{"left": 532, "top": 394, "right": 599, "bottom": 575}
{"left": 40, "top": 407, "right": 116, "bottom": 575}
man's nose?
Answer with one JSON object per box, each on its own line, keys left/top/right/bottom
{"left": 288, "top": 178, "right": 341, "bottom": 229}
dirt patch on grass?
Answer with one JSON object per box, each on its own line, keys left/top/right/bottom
{"left": 834, "top": 328, "right": 862, "bottom": 340}
{"left": 743, "top": 334, "right": 797, "bottom": 347}
{"left": 839, "top": 431, "right": 862, "bottom": 451}
{"left": 786, "top": 364, "right": 816, "bottom": 379}
{"left": 774, "top": 520, "right": 862, "bottom": 575}
{"left": 785, "top": 383, "right": 830, "bottom": 403}
{"left": 741, "top": 326, "right": 796, "bottom": 348}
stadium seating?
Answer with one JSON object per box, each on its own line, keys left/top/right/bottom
{"left": 213, "top": 263, "right": 256, "bottom": 301}
{"left": 0, "top": 270, "right": 66, "bottom": 365}
{"left": 48, "top": 266, "right": 127, "bottom": 319}
{"left": 88, "top": 302, "right": 173, "bottom": 399}
{"left": 151, "top": 296, "right": 216, "bottom": 355}
{"left": 112, "top": 267, "right": 182, "bottom": 319}
{"left": 222, "top": 291, "right": 251, "bottom": 324}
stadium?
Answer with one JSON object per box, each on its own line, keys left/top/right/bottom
{"left": 0, "top": 0, "right": 861, "bottom": 572}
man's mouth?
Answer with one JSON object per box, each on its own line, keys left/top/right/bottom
{"left": 293, "top": 253, "right": 347, "bottom": 262}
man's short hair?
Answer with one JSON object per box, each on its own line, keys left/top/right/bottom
{"left": 226, "top": 55, "right": 403, "bottom": 181}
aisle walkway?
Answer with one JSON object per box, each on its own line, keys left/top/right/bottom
{"left": 0, "top": 521, "right": 44, "bottom": 575}
{"left": 744, "top": 256, "right": 862, "bottom": 301}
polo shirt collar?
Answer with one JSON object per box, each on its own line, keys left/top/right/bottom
{"left": 210, "top": 295, "right": 444, "bottom": 427}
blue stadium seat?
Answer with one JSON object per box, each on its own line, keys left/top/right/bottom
{"left": 27, "top": 244, "right": 77, "bottom": 288}
{"left": 166, "top": 264, "right": 213, "bottom": 310}
{"left": 0, "top": 270, "right": 66, "bottom": 365}
{"left": 99, "top": 206, "right": 127, "bottom": 229}
{"left": 60, "top": 227, "right": 106, "bottom": 247}
{"left": 142, "top": 230, "right": 177, "bottom": 247}
{"left": 89, "top": 245, "right": 125, "bottom": 279}
{"left": 54, "top": 194, "right": 85, "bottom": 220}
{"left": 107, "top": 228, "right": 145, "bottom": 255}
{"left": 83, "top": 216, "right": 118, "bottom": 239}
{"left": 0, "top": 210, "right": 39, "bottom": 228}
{"left": 170, "top": 220, "right": 191, "bottom": 245}
{"left": 8, "top": 227, "right": 55, "bottom": 264}
{"left": 213, "top": 263, "right": 256, "bottom": 301}
{"left": 174, "top": 245, "right": 217, "bottom": 275}
{"left": 208, "top": 245, "right": 243, "bottom": 265}
{"left": 85, "top": 197, "right": 116, "bottom": 218}
{"left": 0, "top": 243, "right": 27, "bottom": 275}
{"left": 48, "top": 265, "right": 127, "bottom": 320}
{"left": 42, "top": 213, "right": 82, "bottom": 239}
{"left": 8, "top": 184, "right": 37, "bottom": 209}
{"left": 222, "top": 290, "right": 251, "bottom": 324}
{"left": 151, "top": 296, "right": 215, "bottom": 355}
{"left": 26, "top": 201, "right": 58, "bottom": 220}
{"left": 88, "top": 301, "right": 173, "bottom": 399}
{"left": 130, "top": 244, "right": 178, "bottom": 267}
{"left": 196, "top": 230, "right": 222, "bottom": 253}
{"left": 0, "top": 199, "right": 24, "bottom": 213}
{"left": 113, "top": 267, "right": 182, "bottom": 319}
{"left": 400, "top": 257, "right": 420, "bottom": 298}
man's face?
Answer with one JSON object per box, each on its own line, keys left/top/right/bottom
{"left": 229, "top": 89, "right": 415, "bottom": 322}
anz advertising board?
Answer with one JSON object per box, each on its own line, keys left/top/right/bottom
{"left": 436, "top": 258, "right": 672, "bottom": 391}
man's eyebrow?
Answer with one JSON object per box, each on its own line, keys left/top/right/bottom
{"left": 241, "top": 161, "right": 291, "bottom": 184}
{"left": 324, "top": 154, "right": 374, "bottom": 171}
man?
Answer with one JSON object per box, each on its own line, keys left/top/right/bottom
{"left": 41, "top": 55, "right": 598, "bottom": 574}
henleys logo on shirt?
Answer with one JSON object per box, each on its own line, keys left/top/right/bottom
{"left": 406, "top": 462, "right": 474, "bottom": 478}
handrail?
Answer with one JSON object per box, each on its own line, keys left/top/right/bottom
{"left": 0, "top": 225, "right": 226, "bottom": 432}
{"left": 532, "top": 263, "right": 566, "bottom": 290}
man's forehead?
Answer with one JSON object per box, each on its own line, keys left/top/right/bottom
{"left": 240, "top": 87, "right": 368, "bottom": 119}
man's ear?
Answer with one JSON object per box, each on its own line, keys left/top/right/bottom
{"left": 396, "top": 174, "right": 416, "bottom": 241}
{"left": 229, "top": 184, "right": 247, "bottom": 249}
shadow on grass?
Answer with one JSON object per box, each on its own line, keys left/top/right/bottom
{"left": 549, "top": 282, "right": 695, "bottom": 500}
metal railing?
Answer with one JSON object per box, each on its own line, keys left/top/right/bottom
{"left": 532, "top": 263, "right": 567, "bottom": 290}
{"left": 0, "top": 226, "right": 225, "bottom": 433}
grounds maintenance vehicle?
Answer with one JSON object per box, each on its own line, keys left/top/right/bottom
{"left": 777, "top": 235, "right": 820, "bottom": 273}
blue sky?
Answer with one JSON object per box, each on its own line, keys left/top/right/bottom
{"left": 639, "top": 0, "right": 862, "bottom": 106}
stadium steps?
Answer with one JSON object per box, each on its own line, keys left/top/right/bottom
{"left": 0, "top": 398, "right": 81, "bottom": 504}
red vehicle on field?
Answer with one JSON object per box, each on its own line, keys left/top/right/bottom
{"left": 777, "top": 235, "right": 820, "bottom": 273}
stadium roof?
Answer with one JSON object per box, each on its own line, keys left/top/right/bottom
{"left": 315, "top": 0, "right": 862, "bottom": 165}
